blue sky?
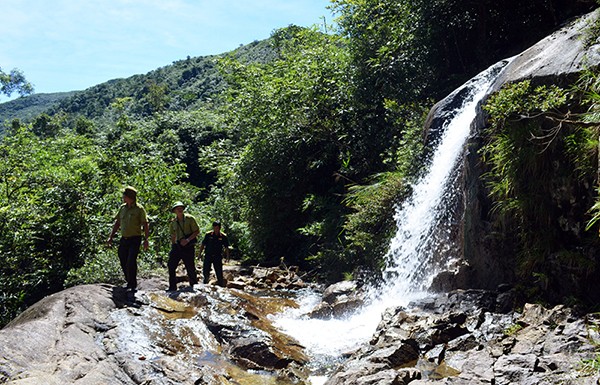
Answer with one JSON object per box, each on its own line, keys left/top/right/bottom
{"left": 0, "top": 0, "right": 334, "bottom": 97}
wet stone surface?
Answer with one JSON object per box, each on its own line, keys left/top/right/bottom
{"left": 0, "top": 270, "right": 314, "bottom": 385}
{"left": 3, "top": 266, "right": 600, "bottom": 385}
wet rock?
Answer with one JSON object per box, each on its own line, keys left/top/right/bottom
{"left": 424, "top": 344, "right": 446, "bottom": 364}
{"left": 307, "top": 296, "right": 364, "bottom": 319}
{"left": 224, "top": 264, "right": 308, "bottom": 292}
{"left": 229, "top": 336, "right": 291, "bottom": 369}
{"left": 0, "top": 284, "right": 167, "bottom": 384}
{"left": 197, "top": 288, "right": 308, "bottom": 372}
{"left": 322, "top": 280, "right": 359, "bottom": 303}
{"left": 323, "top": 359, "right": 389, "bottom": 385}
{"left": 0, "top": 282, "right": 310, "bottom": 384}
{"left": 398, "top": 368, "right": 423, "bottom": 384}
{"left": 324, "top": 289, "right": 600, "bottom": 385}
{"left": 361, "top": 368, "right": 421, "bottom": 385}
{"left": 307, "top": 280, "right": 365, "bottom": 319}
{"left": 368, "top": 341, "right": 420, "bottom": 367}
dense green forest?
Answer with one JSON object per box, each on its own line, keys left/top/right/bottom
{"left": 0, "top": 91, "right": 78, "bottom": 126}
{"left": 0, "top": 0, "right": 598, "bottom": 326}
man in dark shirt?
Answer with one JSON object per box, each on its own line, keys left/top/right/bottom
{"left": 198, "top": 221, "right": 230, "bottom": 287}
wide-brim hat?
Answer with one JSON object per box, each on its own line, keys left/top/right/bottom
{"left": 171, "top": 201, "right": 186, "bottom": 212}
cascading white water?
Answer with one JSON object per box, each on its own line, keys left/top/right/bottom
{"left": 377, "top": 58, "right": 510, "bottom": 298}
{"left": 273, "top": 59, "right": 511, "bottom": 383}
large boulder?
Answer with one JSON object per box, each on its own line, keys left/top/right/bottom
{"left": 0, "top": 281, "right": 309, "bottom": 384}
{"left": 307, "top": 280, "right": 366, "bottom": 319}
{"left": 490, "top": 10, "right": 600, "bottom": 91}
{"left": 0, "top": 285, "right": 137, "bottom": 385}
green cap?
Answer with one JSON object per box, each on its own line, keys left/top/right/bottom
{"left": 171, "top": 201, "right": 186, "bottom": 212}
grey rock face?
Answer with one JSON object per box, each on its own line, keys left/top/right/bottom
{"left": 490, "top": 10, "right": 600, "bottom": 91}
{"left": 324, "top": 289, "right": 600, "bottom": 385}
{"left": 0, "top": 279, "right": 309, "bottom": 385}
{"left": 428, "top": 9, "right": 600, "bottom": 293}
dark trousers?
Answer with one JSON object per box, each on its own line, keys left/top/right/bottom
{"left": 167, "top": 244, "right": 198, "bottom": 290}
{"left": 203, "top": 255, "right": 224, "bottom": 286}
{"left": 118, "top": 236, "right": 141, "bottom": 289}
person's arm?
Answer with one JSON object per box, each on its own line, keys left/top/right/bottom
{"left": 142, "top": 221, "right": 150, "bottom": 251}
{"left": 170, "top": 220, "right": 178, "bottom": 245}
{"left": 107, "top": 218, "right": 120, "bottom": 247}
{"left": 180, "top": 230, "right": 200, "bottom": 247}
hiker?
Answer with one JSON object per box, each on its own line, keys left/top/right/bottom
{"left": 198, "top": 221, "right": 230, "bottom": 287}
{"left": 107, "top": 186, "right": 149, "bottom": 292}
{"left": 167, "top": 201, "right": 200, "bottom": 291}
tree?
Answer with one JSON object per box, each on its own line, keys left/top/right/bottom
{"left": 0, "top": 67, "right": 33, "bottom": 98}
{"left": 0, "top": 114, "right": 200, "bottom": 326}
{"left": 218, "top": 27, "right": 354, "bottom": 266}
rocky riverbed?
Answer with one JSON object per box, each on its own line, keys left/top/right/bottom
{"left": 321, "top": 286, "right": 600, "bottom": 385}
{"left": 0, "top": 264, "right": 313, "bottom": 384}
{"left": 1, "top": 264, "right": 599, "bottom": 384}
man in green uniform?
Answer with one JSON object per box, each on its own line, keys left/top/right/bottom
{"left": 167, "top": 201, "right": 200, "bottom": 291}
{"left": 107, "top": 186, "right": 149, "bottom": 292}
{"left": 198, "top": 221, "right": 230, "bottom": 287}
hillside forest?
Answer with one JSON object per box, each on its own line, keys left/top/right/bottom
{"left": 1, "top": 0, "right": 599, "bottom": 327}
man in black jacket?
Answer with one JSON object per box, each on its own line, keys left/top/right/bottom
{"left": 198, "top": 221, "right": 230, "bottom": 287}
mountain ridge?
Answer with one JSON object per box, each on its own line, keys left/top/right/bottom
{"left": 0, "top": 37, "right": 277, "bottom": 125}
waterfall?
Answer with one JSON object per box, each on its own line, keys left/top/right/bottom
{"left": 273, "top": 59, "right": 512, "bottom": 382}
{"left": 376, "top": 58, "right": 511, "bottom": 299}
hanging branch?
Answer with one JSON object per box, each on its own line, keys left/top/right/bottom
{"left": 508, "top": 110, "right": 600, "bottom": 153}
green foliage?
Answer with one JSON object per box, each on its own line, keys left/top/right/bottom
{"left": 0, "top": 67, "right": 33, "bottom": 99}
{"left": 28, "top": 41, "right": 279, "bottom": 124}
{"left": 0, "top": 128, "right": 106, "bottom": 324}
{"left": 481, "top": 77, "right": 600, "bottom": 303}
{"left": 581, "top": 316, "right": 600, "bottom": 375}
{"left": 582, "top": 8, "right": 600, "bottom": 48}
{"left": 332, "top": 0, "right": 430, "bottom": 103}
{"left": 581, "top": 354, "right": 600, "bottom": 375}
{"left": 503, "top": 323, "right": 524, "bottom": 336}
{"left": 342, "top": 172, "right": 408, "bottom": 273}
{"left": 218, "top": 26, "right": 354, "bottom": 267}
{"left": 0, "top": 91, "right": 77, "bottom": 126}
{"left": 331, "top": 0, "right": 585, "bottom": 105}
{"left": 482, "top": 81, "right": 569, "bottom": 222}
{"left": 0, "top": 116, "right": 198, "bottom": 326}
{"left": 484, "top": 80, "right": 568, "bottom": 127}
{"left": 578, "top": 70, "right": 600, "bottom": 232}
{"left": 342, "top": 101, "right": 428, "bottom": 276}
{"left": 152, "top": 109, "right": 227, "bottom": 192}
